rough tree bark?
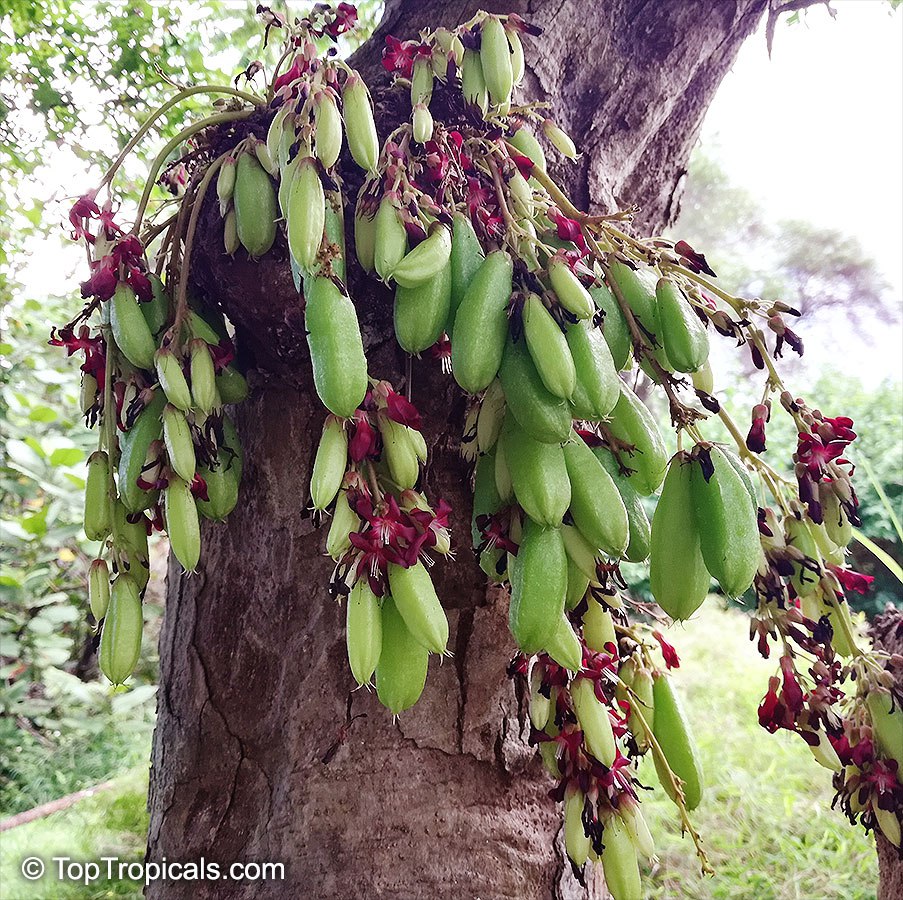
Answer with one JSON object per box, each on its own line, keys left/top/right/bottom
{"left": 145, "top": 2, "right": 778, "bottom": 898}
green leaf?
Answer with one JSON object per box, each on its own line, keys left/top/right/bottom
{"left": 49, "top": 446, "right": 84, "bottom": 467}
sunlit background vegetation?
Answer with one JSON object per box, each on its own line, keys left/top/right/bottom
{"left": 1, "top": 2, "right": 900, "bottom": 898}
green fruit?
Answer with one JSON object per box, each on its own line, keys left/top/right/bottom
{"left": 449, "top": 212, "right": 484, "bottom": 325}
{"left": 650, "top": 453, "right": 710, "bottom": 620}
{"left": 509, "top": 517, "right": 567, "bottom": 653}
{"left": 142, "top": 275, "right": 170, "bottom": 337}
{"left": 652, "top": 673, "right": 704, "bottom": 811}
{"left": 472, "top": 448, "right": 502, "bottom": 548}
{"left": 564, "top": 789, "right": 590, "bottom": 866}
{"left": 374, "top": 196, "right": 408, "bottom": 281}
{"left": 606, "top": 383, "right": 667, "bottom": 495}
{"left": 310, "top": 416, "right": 348, "bottom": 511}
{"left": 88, "top": 558, "right": 111, "bottom": 621}
{"left": 563, "top": 435, "right": 629, "bottom": 557}
{"left": 607, "top": 260, "right": 659, "bottom": 334}
{"left": 111, "top": 283, "right": 156, "bottom": 371}
{"left": 98, "top": 574, "right": 143, "bottom": 685}
{"left": 118, "top": 390, "right": 166, "bottom": 513}
{"left": 566, "top": 319, "right": 620, "bottom": 420}
{"left": 287, "top": 157, "right": 326, "bottom": 271}
{"left": 162, "top": 404, "right": 195, "bottom": 483}
{"left": 590, "top": 282, "right": 632, "bottom": 371}
{"left": 480, "top": 15, "right": 513, "bottom": 107}
{"left": 451, "top": 251, "right": 513, "bottom": 393}
{"left": 165, "top": 475, "right": 200, "bottom": 572}
{"left": 691, "top": 445, "right": 760, "bottom": 597}
{"left": 600, "top": 815, "right": 642, "bottom": 900}
{"left": 346, "top": 580, "right": 382, "bottom": 686}
{"left": 548, "top": 258, "right": 595, "bottom": 319}
{"left": 155, "top": 347, "right": 192, "bottom": 412}
{"left": 510, "top": 126, "right": 546, "bottom": 170}
{"left": 387, "top": 562, "right": 448, "bottom": 654}
{"left": 84, "top": 450, "right": 111, "bottom": 541}
{"left": 501, "top": 416, "right": 570, "bottom": 527}
{"left": 376, "top": 596, "right": 429, "bottom": 714}
{"left": 196, "top": 459, "right": 240, "bottom": 522}
{"left": 583, "top": 596, "right": 616, "bottom": 653}
{"left": 572, "top": 677, "right": 616, "bottom": 765}
{"left": 565, "top": 556, "right": 590, "bottom": 611}
{"left": 656, "top": 278, "right": 709, "bottom": 373}
{"left": 522, "top": 293, "right": 576, "bottom": 399}
{"left": 498, "top": 338, "right": 572, "bottom": 444}
{"left": 593, "top": 447, "right": 651, "bottom": 562}
{"left": 233, "top": 152, "right": 278, "bottom": 258}
{"left": 304, "top": 276, "right": 368, "bottom": 418}
{"left": 394, "top": 260, "right": 451, "bottom": 353}
{"left": 215, "top": 366, "right": 249, "bottom": 405}
{"left": 545, "top": 613, "right": 582, "bottom": 671}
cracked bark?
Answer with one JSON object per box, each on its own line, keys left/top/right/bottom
{"left": 146, "top": 2, "right": 772, "bottom": 897}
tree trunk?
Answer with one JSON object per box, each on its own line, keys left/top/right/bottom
{"left": 871, "top": 607, "right": 903, "bottom": 900}
{"left": 146, "top": 2, "right": 770, "bottom": 897}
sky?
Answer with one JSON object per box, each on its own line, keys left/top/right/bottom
{"left": 10, "top": 0, "right": 903, "bottom": 385}
{"left": 693, "top": 0, "right": 903, "bottom": 385}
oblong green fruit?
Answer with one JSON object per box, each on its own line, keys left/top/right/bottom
{"left": 607, "top": 260, "right": 659, "bottom": 334}
{"left": 565, "top": 556, "right": 590, "bottom": 611}
{"left": 822, "top": 491, "right": 853, "bottom": 549}
{"left": 374, "top": 196, "right": 408, "bottom": 281}
{"left": 98, "top": 574, "right": 143, "bottom": 685}
{"left": 548, "top": 258, "right": 595, "bottom": 319}
{"left": 562, "top": 523, "right": 600, "bottom": 582}
{"left": 353, "top": 202, "right": 377, "bottom": 274}
{"left": 522, "top": 293, "right": 576, "bottom": 399}
{"left": 510, "top": 126, "right": 546, "bottom": 170}
{"left": 501, "top": 416, "right": 570, "bottom": 527}
{"left": 650, "top": 452, "right": 710, "bottom": 620}
{"left": 606, "top": 383, "right": 667, "bottom": 495}
{"left": 785, "top": 515, "right": 822, "bottom": 597}
{"left": 162, "top": 404, "right": 196, "bottom": 483}
{"left": 378, "top": 418, "right": 420, "bottom": 489}
{"left": 341, "top": 74, "right": 380, "bottom": 174}
{"left": 590, "top": 282, "right": 632, "bottom": 371}
{"left": 480, "top": 15, "right": 513, "bottom": 106}
{"left": 310, "top": 416, "right": 348, "bottom": 510}
{"left": 509, "top": 517, "right": 567, "bottom": 653}
{"left": 720, "top": 445, "right": 758, "bottom": 509}
{"left": 112, "top": 503, "right": 150, "bottom": 579}
{"left": 89, "top": 558, "right": 111, "bottom": 621}
{"left": 84, "top": 450, "right": 111, "bottom": 541}
{"left": 563, "top": 435, "right": 629, "bottom": 557}
{"left": 165, "top": 475, "right": 200, "bottom": 572}
{"left": 326, "top": 490, "right": 358, "bottom": 560}
{"left": 564, "top": 789, "right": 590, "bottom": 866}
{"left": 867, "top": 691, "right": 903, "bottom": 778}
{"left": 572, "top": 677, "right": 616, "bottom": 765}
{"left": 691, "top": 445, "right": 760, "bottom": 597}
{"left": 593, "top": 447, "right": 651, "bottom": 562}
{"left": 215, "top": 366, "right": 249, "bottom": 405}
{"left": 287, "top": 157, "right": 326, "bottom": 271}
{"left": 476, "top": 379, "right": 506, "bottom": 453}
{"left": 600, "top": 815, "right": 642, "bottom": 900}
{"left": 461, "top": 49, "right": 488, "bottom": 113}
{"left": 304, "top": 277, "right": 368, "bottom": 417}
{"left": 451, "top": 250, "right": 513, "bottom": 393}
{"left": 196, "top": 460, "right": 240, "bottom": 522}
{"left": 449, "top": 212, "right": 484, "bottom": 324}
{"left": 118, "top": 410, "right": 164, "bottom": 514}
{"left": 387, "top": 562, "right": 448, "bottom": 654}
{"left": 394, "top": 260, "right": 451, "bottom": 353}
{"left": 346, "top": 580, "right": 382, "bottom": 686}
{"left": 111, "top": 283, "right": 156, "bottom": 371}
{"left": 233, "top": 152, "right": 277, "bottom": 258}
{"left": 189, "top": 339, "right": 218, "bottom": 414}
{"left": 652, "top": 673, "right": 704, "bottom": 811}
{"left": 656, "top": 278, "right": 709, "bottom": 373}
{"left": 391, "top": 224, "right": 452, "bottom": 288}
{"left": 583, "top": 596, "right": 616, "bottom": 653}
{"left": 545, "top": 613, "right": 582, "bottom": 671}
{"left": 376, "top": 596, "right": 429, "bottom": 714}
{"left": 155, "top": 347, "right": 192, "bottom": 412}
{"left": 498, "top": 338, "right": 572, "bottom": 444}
{"left": 566, "top": 319, "right": 620, "bottom": 420}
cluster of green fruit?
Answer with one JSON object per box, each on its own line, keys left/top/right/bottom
{"left": 59, "top": 4, "right": 901, "bottom": 891}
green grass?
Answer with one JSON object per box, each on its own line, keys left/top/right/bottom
{"left": 0, "top": 768, "right": 149, "bottom": 900}
{"left": 0, "top": 602, "right": 878, "bottom": 899}
{"left": 640, "top": 599, "right": 877, "bottom": 900}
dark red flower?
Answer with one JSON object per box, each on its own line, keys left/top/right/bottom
{"left": 324, "top": 2, "right": 357, "bottom": 37}
{"left": 349, "top": 410, "right": 379, "bottom": 462}
{"left": 49, "top": 325, "right": 106, "bottom": 384}
{"left": 384, "top": 390, "right": 422, "bottom": 431}
{"left": 382, "top": 35, "right": 418, "bottom": 78}
{"left": 746, "top": 403, "right": 769, "bottom": 453}
{"left": 652, "top": 631, "right": 680, "bottom": 669}
{"left": 831, "top": 565, "right": 875, "bottom": 596}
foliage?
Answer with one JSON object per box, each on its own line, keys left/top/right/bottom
{"left": 675, "top": 151, "right": 894, "bottom": 330}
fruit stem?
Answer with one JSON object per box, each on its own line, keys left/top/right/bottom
{"left": 99, "top": 85, "right": 264, "bottom": 191}
{"left": 130, "top": 109, "right": 256, "bottom": 237}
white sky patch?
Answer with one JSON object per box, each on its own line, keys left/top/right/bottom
{"left": 696, "top": 0, "right": 903, "bottom": 385}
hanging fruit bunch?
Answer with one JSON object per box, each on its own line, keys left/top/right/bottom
{"left": 56, "top": 3, "right": 901, "bottom": 893}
